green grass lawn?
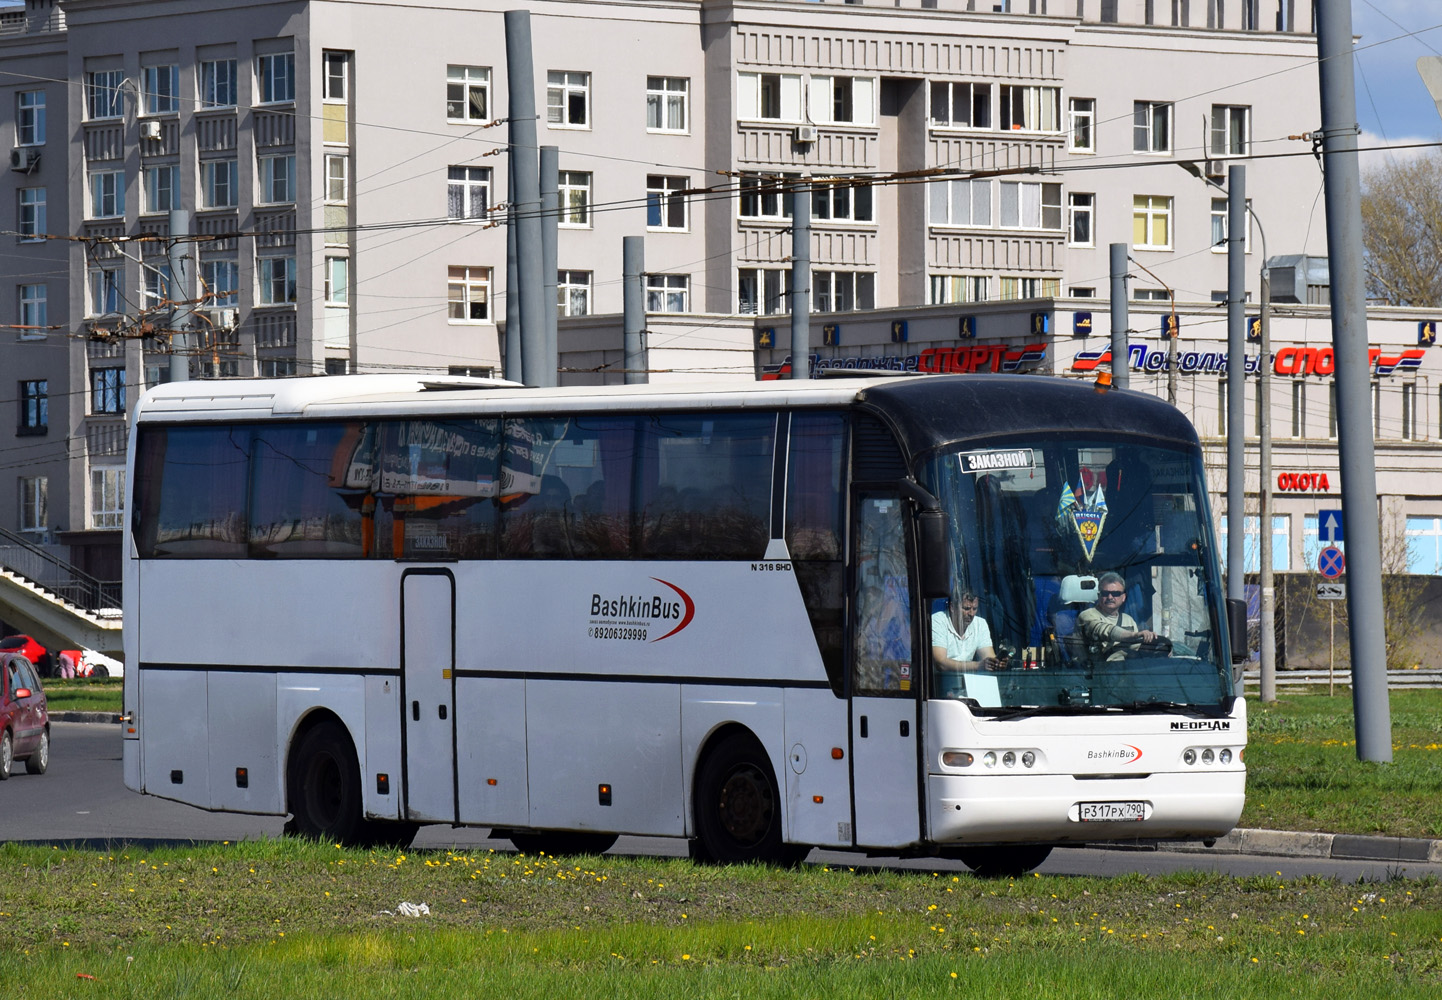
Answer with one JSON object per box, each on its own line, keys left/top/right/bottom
{"left": 41, "top": 678, "right": 122, "bottom": 714}
{"left": 0, "top": 841, "right": 1437, "bottom": 998}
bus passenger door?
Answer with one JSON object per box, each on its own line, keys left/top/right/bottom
{"left": 401, "top": 568, "right": 457, "bottom": 824}
{"left": 848, "top": 493, "right": 922, "bottom": 849}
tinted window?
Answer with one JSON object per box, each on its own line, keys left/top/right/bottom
{"left": 134, "top": 426, "right": 250, "bottom": 557}
{"left": 374, "top": 418, "right": 501, "bottom": 559}
{"left": 250, "top": 423, "right": 369, "bottom": 556}
{"left": 788, "top": 411, "right": 847, "bottom": 693}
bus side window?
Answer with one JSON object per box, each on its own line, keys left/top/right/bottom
{"left": 133, "top": 425, "right": 250, "bottom": 558}
{"left": 788, "top": 412, "right": 846, "bottom": 693}
{"left": 852, "top": 493, "right": 911, "bottom": 696}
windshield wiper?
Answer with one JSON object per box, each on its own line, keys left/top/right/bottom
{"left": 1120, "top": 699, "right": 1198, "bottom": 713}
{"left": 990, "top": 704, "right": 1108, "bottom": 721}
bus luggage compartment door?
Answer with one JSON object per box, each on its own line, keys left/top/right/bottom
{"left": 401, "top": 569, "right": 457, "bottom": 823}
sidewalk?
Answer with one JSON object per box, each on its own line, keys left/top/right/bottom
{"left": 53, "top": 713, "right": 1442, "bottom": 865}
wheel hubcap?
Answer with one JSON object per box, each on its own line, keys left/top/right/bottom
{"left": 717, "top": 764, "right": 772, "bottom": 845}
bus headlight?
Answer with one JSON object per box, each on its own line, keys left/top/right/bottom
{"left": 982, "top": 751, "right": 997, "bottom": 768}
{"left": 1002, "top": 751, "right": 1016, "bottom": 768}
{"left": 1219, "top": 748, "right": 1232, "bottom": 764}
{"left": 1021, "top": 751, "right": 1036, "bottom": 769}
{"left": 1183, "top": 748, "right": 1197, "bottom": 765}
{"left": 1201, "top": 748, "right": 1215, "bottom": 764}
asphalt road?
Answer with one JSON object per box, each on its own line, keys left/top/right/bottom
{"left": 5, "top": 722, "right": 1439, "bottom": 882}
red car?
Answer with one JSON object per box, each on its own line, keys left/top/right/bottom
{"left": 0, "top": 635, "right": 101, "bottom": 678}
{"left": 0, "top": 652, "right": 49, "bottom": 778}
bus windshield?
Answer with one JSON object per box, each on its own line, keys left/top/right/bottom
{"left": 922, "top": 436, "right": 1231, "bottom": 713}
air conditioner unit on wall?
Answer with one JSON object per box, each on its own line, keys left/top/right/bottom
{"left": 9, "top": 146, "right": 39, "bottom": 172}
{"left": 794, "top": 125, "right": 818, "bottom": 144}
{"left": 1204, "top": 159, "right": 1226, "bottom": 179}
{"left": 212, "top": 308, "right": 238, "bottom": 329}
{"left": 141, "top": 120, "right": 162, "bottom": 140}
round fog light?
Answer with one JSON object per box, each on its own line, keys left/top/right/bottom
{"left": 1021, "top": 751, "right": 1036, "bottom": 768}
{"left": 1183, "top": 748, "right": 1197, "bottom": 765}
{"left": 1219, "top": 748, "right": 1232, "bottom": 764}
{"left": 983, "top": 751, "right": 997, "bottom": 768}
{"left": 1201, "top": 748, "right": 1215, "bottom": 764}
{"left": 1002, "top": 751, "right": 1016, "bottom": 768}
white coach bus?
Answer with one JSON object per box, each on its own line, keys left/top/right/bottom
{"left": 122, "top": 373, "right": 1247, "bottom": 873}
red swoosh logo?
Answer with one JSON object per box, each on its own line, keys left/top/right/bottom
{"left": 650, "top": 578, "right": 695, "bottom": 642}
{"left": 1125, "top": 744, "right": 1143, "bottom": 764}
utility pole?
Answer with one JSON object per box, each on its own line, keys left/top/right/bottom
{"left": 1108, "top": 243, "right": 1128, "bottom": 389}
{"left": 789, "top": 182, "right": 811, "bottom": 380}
{"left": 505, "top": 9, "right": 545, "bottom": 388}
{"left": 1226, "top": 165, "right": 1245, "bottom": 605}
{"left": 1316, "top": 0, "right": 1392, "bottom": 761}
{"left": 622, "top": 236, "right": 646, "bottom": 384}
{"left": 166, "top": 210, "right": 193, "bottom": 382}
{"left": 1258, "top": 249, "right": 1277, "bottom": 704}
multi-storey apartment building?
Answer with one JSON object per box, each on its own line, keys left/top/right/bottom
{"left": 0, "top": 0, "right": 1331, "bottom": 580}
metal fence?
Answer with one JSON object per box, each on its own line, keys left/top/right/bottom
{"left": 1242, "top": 667, "right": 1442, "bottom": 691}
{"left": 0, "top": 525, "right": 121, "bottom": 615}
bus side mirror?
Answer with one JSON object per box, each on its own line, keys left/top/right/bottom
{"left": 916, "top": 508, "right": 951, "bottom": 600}
{"left": 1226, "top": 598, "right": 1248, "bottom": 665}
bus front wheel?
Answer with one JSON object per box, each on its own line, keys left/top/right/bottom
{"left": 287, "top": 719, "right": 366, "bottom": 844}
{"left": 951, "top": 844, "right": 1053, "bottom": 877}
{"left": 692, "top": 731, "right": 806, "bottom": 866}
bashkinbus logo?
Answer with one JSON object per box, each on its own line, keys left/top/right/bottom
{"left": 588, "top": 578, "right": 695, "bottom": 641}
{"left": 1086, "top": 745, "right": 1143, "bottom": 765}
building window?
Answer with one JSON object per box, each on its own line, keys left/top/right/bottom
{"left": 737, "top": 72, "right": 802, "bottom": 122}
{"left": 447, "top": 265, "right": 492, "bottom": 322}
{"left": 1172, "top": 0, "right": 1190, "bottom": 25}
{"left": 1133, "top": 195, "right": 1173, "bottom": 250}
{"left": 1069, "top": 97, "right": 1095, "bottom": 152}
{"left": 999, "top": 85, "right": 1061, "bottom": 132}
{"left": 929, "top": 275, "right": 990, "bottom": 304}
{"left": 447, "top": 166, "right": 492, "bottom": 220}
{"left": 260, "top": 359, "right": 299, "bottom": 378}
{"left": 999, "top": 277, "right": 1061, "bottom": 300}
{"left": 929, "top": 178, "right": 992, "bottom": 227}
{"left": 738, "top": 268, "right": 792, "bottom": 315}
{"left": 88, "top": 266, "right": 122, "bottom": 316}
{"left": 558, "top": 270, "right": 591, "bottom": 317}
{"left": 739, "top": 173, "right": 798, "bottom": 220}
{"left": 201, "top": 159, "right": 238, "bottom": 209}
{"left": 1241, "top": 0, "right": 1259, "bottom": 30}
{"left": 559, "top": 171, "right": 592, "bottom": 227}
{"left": 811, "top": 180, "right": 874, "bottom": 223}
{"left": 813, "top": 271, "right": 875, "bottom": 313}
{"left": 144, "top": 263, "right": 171, "bottom": 309}
{"left": 1291, "top": 380, "right": 1306, "bottom": 437}
{"left": 1000, "top": 182, "right": 1063, "bottom": 230}
{"left": 258, "top": 256, "right": 297, "bottom": 305}
{"left": 19, "top": 476, "right": 46, "bottom": 532}
{"left": 929, "top": 81, "right": 991, "bottom": 129}
{"left": 19, "top": 379, "right": 46, "bottom": 435}
{"left": 1211, "top": 198, "right": 1253, "bottom": 252}
{"left": 18, "top": 284, "right": 46, "bottom": 336}
{"left": 646, "top": 76, "right": 688, "bottom": 132}
{"left": 1210, "top": 105, "right": 1250, "bottom": 156}
{"left": 1405, "top": 517, "right": 1442, "bottom": 574}
{"left": 259, "top": 154, "right": 297, "bottom": 204}
{"left": 202, "top": 260, "right": 239, "bottom": 307}
{"left": 646, "top": 175, "right": 688, "bottom": 230}
{"left": 324, "top": 257, "right": 349, "bottom": 306}
{"left": 17, "top": 188, "right": 45, "bottom": 240}
{"left": 645, "top": 274, "right": 689, "bottom": 312}
{"left": 16, "top": 90, "right": 45, "bottom": 145}
{"left": 200, "top": 59, "right": 237, "bottom": 108}
{"left": 143, "top": 165, "right": 181, "bottom": 214}
{"left": 1133, "top": 101, "right": 1172, "bottom": 153}
{"left": 447, "top": 65, "right": 489, "bottom": 122}
{"left": 91, "top": 467, "right": 126, "bottom": 529}
{"left": 547, "top": 71, "right": 590, "bottom": 128}
{"left": 91, "top": 367, "right": 126, "bottom": 414}
{"left": 1222, "top": 515, "right": 1291, "bottom": 573}
{"left": 1068, "top": 192, "right": 1094, "bottom": 246}
{"left": 1133, "top": 288, "right": 1170, "bottom": 302}
{"left": 1402, "top": 381, "right": 1417, "bottom": 440}
{"left": 326, "top": 155, "right": 349, "bottom": 205}
{"left": 89, "top": 170, "right": 125, "bottom": 219}
{"left": 142, "top": 65, "right": 180, "bottom": 115}
{"left": 258, "top": 53, "right": 295, "bottom": 104}
{"left": 809, "top": 75, "right": 876, "bottom": 126}
{"left": 86, "top": 69, "right": 125, "bottom": 120}
{"left": 1071, "top": 286, "right": 1096, "bottom": 297}
{"left": 323, "top": 51, "right": 348, "bottom": 101}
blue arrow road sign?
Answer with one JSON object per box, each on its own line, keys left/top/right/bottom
{"left": 1317, "top": 508, "right": 1343, "bottom": 545}
{"left": 1318, "top": 546, "right": 1345, "bottom": 579}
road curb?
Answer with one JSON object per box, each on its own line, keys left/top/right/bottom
{"left": 51, "top": 711, "right": 122, "bottom": 724}
{"left": 1167, "top": 827, "right": 1442, "bottom": 864}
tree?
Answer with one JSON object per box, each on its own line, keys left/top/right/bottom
{"left": 1360, "top": 153, "right": 1442, "bottom": 307}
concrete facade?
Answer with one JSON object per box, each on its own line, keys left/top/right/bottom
{"left": 0, "top": 0, "right": 1335, "bottom": 581}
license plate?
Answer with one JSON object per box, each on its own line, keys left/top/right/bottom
{"left": 1078, "top": 801, "right": 1145, "bottom": 822}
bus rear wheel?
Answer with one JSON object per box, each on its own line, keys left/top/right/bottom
{"left": 951, "top": 844, "right": 1053, "bottom": 878}
{"left": 287, "top": 719, "right": 366, "bottom": 845}
{"left": 692, "top": 731, "right": 806, "bottom": 866}
{"left": 508, "top": 831, "right": 619, "bottom": 857}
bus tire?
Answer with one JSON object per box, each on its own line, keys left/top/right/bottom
{"left": 361, "top": 819, "right": 420, "bottom": 849}
{"left": 951, "top": 844, "right": 1053, "bottom": 878}
{"left": 692, "top": 731, "right": 805, "bottom": 866}
{"left": 509, "top": 831, "right": 619, "bottom": 857}
{"left": 286, "top": 719, "right": 366, "bottom": 844}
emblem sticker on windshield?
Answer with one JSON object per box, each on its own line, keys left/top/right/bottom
{"left": 1057, "top": 476, "right": 1109, "bottom": 561}
{"left": 961, "top": 448, "right": 1035, "bottom": 473}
